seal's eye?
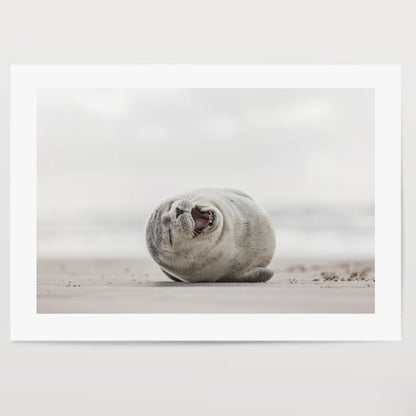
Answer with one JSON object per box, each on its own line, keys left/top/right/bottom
{"left": 175, "top": 208, "right": 185, "bottom": 218}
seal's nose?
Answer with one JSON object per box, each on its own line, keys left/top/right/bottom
{"left": 175, "top": 207, "right": 185, "bottom": 218}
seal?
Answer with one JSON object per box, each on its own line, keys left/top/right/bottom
{"left": 146, "top": 188, "right": 276, "bottom": 283}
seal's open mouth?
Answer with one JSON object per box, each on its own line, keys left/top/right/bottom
{"left": 191, "top": 207, "right": 215, "bottom": 235}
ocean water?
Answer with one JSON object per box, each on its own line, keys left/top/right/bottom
{"left": 38, "top": 205, "right": 374, "bottom": 260}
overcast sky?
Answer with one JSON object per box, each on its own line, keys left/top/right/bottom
{"left": 38, "top": 88, "right": 374, "bottom": 226}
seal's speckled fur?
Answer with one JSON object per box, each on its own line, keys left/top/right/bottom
{"left": 146, "top": 188, "right": 276, "bottom": 283}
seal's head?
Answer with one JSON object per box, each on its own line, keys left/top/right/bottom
{"left": 146, "top": 196, "right": 223, "bottom": 267}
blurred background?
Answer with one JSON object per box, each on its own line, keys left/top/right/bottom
{"left": 37, "top": 88, "right": 374, "bottom": 260}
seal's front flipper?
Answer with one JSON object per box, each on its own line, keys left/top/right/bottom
{"left": 161, "top": 269, "right": 183, "bottom": 282}
{"left": 241, "top": 267, "right": 274, "bottom": 283}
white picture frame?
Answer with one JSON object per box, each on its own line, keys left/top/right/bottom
{"left": 10, "top": 65, "right": 401, "bottom": 341}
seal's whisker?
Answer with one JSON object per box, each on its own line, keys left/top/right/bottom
{"left": 182, "top": 189, "right": 193, "bottom": 201}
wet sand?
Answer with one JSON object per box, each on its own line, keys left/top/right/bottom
{"left": 37, "top": 257, "right": 374, "bottom": 313}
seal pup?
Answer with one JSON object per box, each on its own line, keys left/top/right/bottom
{"left": 146, "top": 188, "right": 276, "bottom": 283}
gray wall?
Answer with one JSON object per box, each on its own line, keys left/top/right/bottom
{"left": 1, "top": 1, "right": 415, "bottom": 415}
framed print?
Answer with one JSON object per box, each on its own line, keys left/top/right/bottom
{"left": 10, "top": 65, "right": 401, "bottom": 340}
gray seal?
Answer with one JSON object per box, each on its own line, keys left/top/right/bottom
{"left": 146, "top": 188, "right": 276, "bottom": 283}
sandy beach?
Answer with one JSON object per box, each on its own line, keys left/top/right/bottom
{"left": 37, "top": 257, "right": 374, "bottom": 313}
